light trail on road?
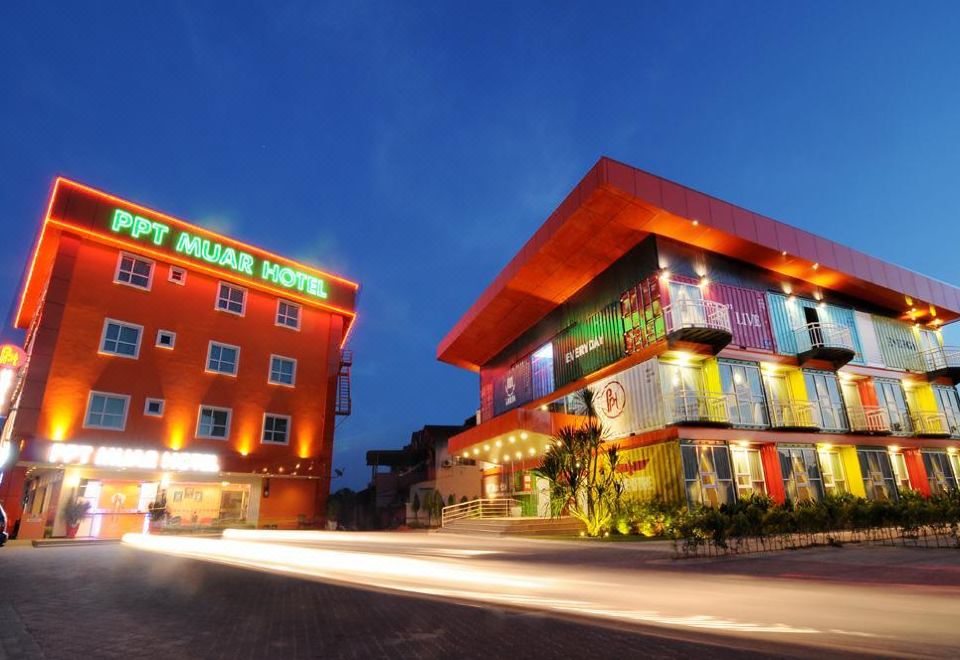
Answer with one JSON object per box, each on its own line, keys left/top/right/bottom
{"left": 123, "top": 531, "right": 960, "bottom": 657}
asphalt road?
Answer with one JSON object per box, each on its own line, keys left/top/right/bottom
{"left": 3, "top": 532, "right": 959, "bottom": 658}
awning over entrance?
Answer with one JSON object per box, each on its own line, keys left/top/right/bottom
{"left": 449, "top": 408, "right": 584, "bottom": 466}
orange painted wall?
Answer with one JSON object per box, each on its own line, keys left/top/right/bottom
{"left": 258, "top": 478, "right": 320, "bottom": 528}
{"left": 14, "top": 232, "right": 344, "bottom": 477}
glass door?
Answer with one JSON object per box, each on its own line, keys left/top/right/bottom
{"left": 890, "top": 451, "right": 912, "bottom": 491}
{"left": 804, "top": 371, "right": 847, "bottom": 431}
{"left": 719, "top": 361, "right": 768, "bottom": 427}
{"left": 875, "top": 379, "right": 911, "bottom": 434}
{"left": 662, "top": 362, "right": 705, "bottom": 422}
{"left": 668, "top": 281, "right": 705, "bottom": 327}
{"left": 778, "top": 447, "right": 824, "bottom": 502}
{"left": 933, "top": 386, "right": 960, "bottom": 436}
{"left": 731, "top": 446, "right": 766, "bottom": 497}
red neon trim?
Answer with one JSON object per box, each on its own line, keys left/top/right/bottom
{"left": 57, "top": 177, "right": 359, "bottom": 289}
{"left": 47, "top": 219, "right": 358, "bottom": 320}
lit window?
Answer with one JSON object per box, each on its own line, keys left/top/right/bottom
{"left": 156, "top": 330, "right": 176, "bottom": 349}
{"left": 168, "top": 266, "right": 187, "bottom": 285}
{"left": 197, "top": 406, "right": 231, "bottom": 439}
{"left": 276, "top": 300, "right": 301, "bottom": 330}
{"left": 207, "top": 342, "right": 239, "bottom": 375}
{"left": 100, "top": 319, "right": 142, "bottom": 358}
{"left": 730, "top": 445, "right": 766, "bottom": 498}
{"left": 114, "top": 252, "right": 153, "bottom": 290}
{"left": 144, "top": 398, "right": 165, "bottom": 417}
{"left": 262, "top": 414, "right": 290, "bottom": 445}
{"left": 269, "top": 355, "right": 296, "bottom": 386}
{"left": 818, "top": 449, "right": 848, "bottom": 495}
{"left": 216, "top": 282, "right": 246, "bottom": 315}
{"left": 84, "top": 392, "right": 129, "bottom": 430}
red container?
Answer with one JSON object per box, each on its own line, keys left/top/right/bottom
{"left": 709, "top": 283, "right": 774, "bottom": 351}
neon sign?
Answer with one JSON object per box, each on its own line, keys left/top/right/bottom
{"left": 48, "top": 442, "right": 220, "bottom": 473}
{"left": 111, "top": 209, "right": 329, "bottom": 300}
{"left": 0, "top": 344, "right": 26, "bottom": 369}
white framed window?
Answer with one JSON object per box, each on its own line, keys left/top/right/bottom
{"left": 216, "top": 282, "right": 246, "bottom": 316}
{"left": 83, "top": 391, "right": 130, "bottom": 431}
{"left": 156, "top": 330, "right": 176, "bottom": 349}
{"left": 268, "top": 355, "right": 297, "bottom": 386}
{"left": 99, "top": 319, "right": 143, "bottom": 358}
{"left": 114, "top": 252, "right": 154, "bottom": 290}
{"left": 196, "top": 405, "right": 231, "bottom": 439}
{"left": 168, "top": 266, "right": 187, "bottom": 285}
{"left": 262, "top": 413, "right": 291, "bottom": 445}
{"left": 144, "top": 398, "right": 165, "bottom": 417}
{"left": 818, "top": 449, "right": 848, "bottom": 495}
{"left": 206, "top": 341, "right": 240, "bottom": 375}
{"left": 276, "top": 300, "right": 301, "bottom": 330}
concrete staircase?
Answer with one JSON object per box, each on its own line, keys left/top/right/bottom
{"left": 439, "top": 516, "right": 584, "bottom": 536}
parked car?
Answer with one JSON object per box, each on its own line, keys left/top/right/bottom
{"left": 0, "top": 503, "right": 7, "bottom": 546}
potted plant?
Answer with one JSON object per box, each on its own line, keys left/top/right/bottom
{"left": 147, "top": 494, "right": 168, "bottom": 533}
{"left": 62, "top": 499, "right": 91, "bottom": 538}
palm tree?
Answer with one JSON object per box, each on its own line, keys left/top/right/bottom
{"left": 533, "top": 389, "right": 625, "bottom": 537}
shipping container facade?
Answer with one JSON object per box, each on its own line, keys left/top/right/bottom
{"left": 493, "top": 356, "right": 533, "bottom": 416}
{"left": 588, "top": 358, "right": 664, "bottom": 438}
{"left": 710, "top": 282, "right": 774, "bottom": 351}
{"left": 767, "top": 293, "right": 864, "bottom": 363}
{"left": 552, "top": 301, "right": 626, "bottom": 388}
{"left": 873, "top": 315, "right": 923, "bottom": 372}
{"left": 618, "top": 440, "right": 685, "bottom": 504}
{"left": 620, "top": 275, "right": 664, "bottom": 355}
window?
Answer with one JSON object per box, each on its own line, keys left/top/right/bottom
{"left": 276, "top": 300, "right": 301, "bottom": 329}
{"left": 804, "top": 371, "right": 848, "bottom": 432}
{"left": 680, "top": 444, "right": 736, "bottom": 507}
{"left": 269, "top": 355, "right": 296, "bottom": 386}
{"left": 216, "top": 282, "right": 246, "bottom": 315}
{"left": 933, "top": 386, "right": 960, "bottom": 436}
{"left": 114, "top": 252, "right": 153, "bottom": 290}
{"left": 719, "top": 361, "right": 768, "bottom": 428}
{"left": 84, "top": 392, "right": 129, "bottom": 430}
{"left": 857, "top": 449, "right": 898, "bottom": 501}
{"left": 530, "top": 343, "right": 555, "bottom": 400}
{"left": 100, "top": 319, "right": 142, "bottom": 358}
{"left": 818, "top": 449, "right": 848, "bottom": 495}
{"left": 778, "top": 446, "right": 824, "bottom": 502}
{"left": 730, "top": 445, "right": 766, "bottom": 498}
{"left": 666, "top": 280, "right": 706, "bottom": 328}
{"left": 207, "top": 342, "right": 239, "bottom": 375}
{"left": 144, "top": 398, "right": 165, "bottom": 417}
{"left": 168, "top": 266, "right": 187, "bottom": 285}
{"left": 890, "top": 451, "right": 913, "bottom": 491}
{"left": 156, "top": 330, "right": 176, "bottom": 349}
{"left": 922, "top": 451, "right": 959, "bottom": 494}
{"left": 197, "top": 406, "right": 231, "bottom": 439}
{"left": 661, "top": 362, "right": 718, "bottom": 424}
{"left": 262, "top": 414, "right": 290, "bottom": 445}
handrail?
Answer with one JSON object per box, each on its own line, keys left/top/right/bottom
{"left": 665, "top": 390, "right": 731, "bottom": 424}
{"left": 441, "top": 497, "right": 521, "bottom": 527}
{"left": 920, "top": 345, "right": 960, "bottom": 373}
{"left": 846, "top": 404, "right": 891, "bottom": 433}
{"left": 767, "top": 398, "right": 820, "bottom": 428}
{"left": 724, "top": 394, "right": 769, "bottom": 428}
{"left": 663, "top": 300, "right": 732, "bottom": 334}
{"left": 793, "top": 322, "right": 855, "bottom": 353}
{"left": 910, "top": 410, "right": 950, "bottom": 436}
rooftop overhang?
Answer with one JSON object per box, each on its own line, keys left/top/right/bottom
{"left": 448, "top": 408, "right": 585, "bottom": 465}
{"left": 16, "top": 178, "right": 360, "bottom": 342}
{"left": 438, "top": 157, "right": 960, "bottom": 371}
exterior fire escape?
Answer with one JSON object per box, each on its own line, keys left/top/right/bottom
{"left": 335, "top": 349, "right": 353, "bottom": 416}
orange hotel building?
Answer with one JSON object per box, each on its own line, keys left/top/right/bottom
{"left": 0, "top": 178, "right": 358, "bottom": 539}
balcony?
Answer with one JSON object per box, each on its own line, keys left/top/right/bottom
{"left": 920, "top": 346, "right": 960, "bottom": 382}
{"left": 767, "top": 399, "right": 821, "bottom": 431}
{"left": 793, "top": 322, "right": 856, "bottom": 367}
{"left": 910, "top": 410, "right": 951, "bottom": 438}
{"left": 664, "top": 391, "right": 732, "bottom": 427}
{"left": 724, "top": 395, "right": 770, "bottom": 429}
{"left": 846, "top": 405, "right": 892, "bottom": 434}
{"left": 663, "top": 300, "right": 733, "bottom": 353}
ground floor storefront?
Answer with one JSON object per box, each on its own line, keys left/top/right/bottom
{"left": 2, "top": 462, "right": 324, "bottom": 540}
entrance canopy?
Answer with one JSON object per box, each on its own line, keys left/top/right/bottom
{"left": 448, "top": 408, "right": 584, "bottom": 466}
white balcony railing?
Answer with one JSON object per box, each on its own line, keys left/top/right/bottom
{"left": 920, "top": 346, "right": 960, "bottom": 374}
{"left": 725, "top": 395, "right": 769, "bottom": 428}
{"left": 767, "top": 399, "right": 820, "bottom": 429}
{"left": 664, "top": 391, "right": 732, "bottom": 425}
{"left": 910, "top": 410, "right": 951, "bottom": 436}
{"left": 846, "top": 404, "right": 891, "bottom": 433}
{"left": 793, "top": 322, "right": 855, "bottom": 354}
{"left": 663, "top": 300, "right": 732, "bottom": 335}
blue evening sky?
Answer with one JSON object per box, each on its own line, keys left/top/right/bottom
{"left": 3, "top": 3, "right": 960, "bottom": 489}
